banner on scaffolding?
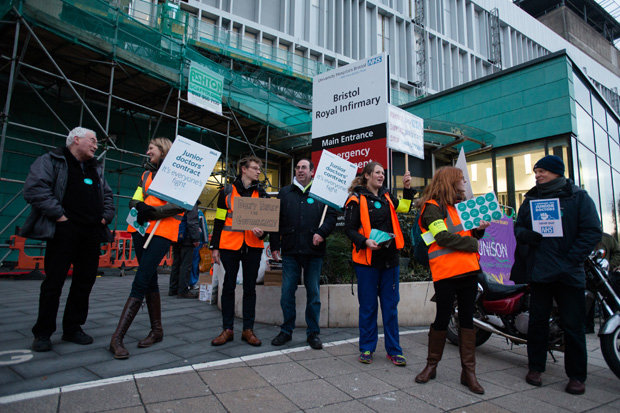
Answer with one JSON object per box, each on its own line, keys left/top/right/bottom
{"left": 187, "top": 61, "right": 224, "bottom": 116}
{"left": 147, "top": 135, "right": 221, "bottom": 210}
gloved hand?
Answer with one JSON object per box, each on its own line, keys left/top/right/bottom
{"left": 135, "top": 202, "right": 156, "bottom": 225}
{"left": 517, "top": 229, "right": 543, "bottom": 246}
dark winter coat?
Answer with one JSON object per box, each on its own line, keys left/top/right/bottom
{"left": 514, "top": 179, "right": 602, "bottom": 288}
{"left": 21, "top": 147, "right": 115, "bottom": 241}
{"left": 270, "top": 181, "right": 338, "bottom": 257}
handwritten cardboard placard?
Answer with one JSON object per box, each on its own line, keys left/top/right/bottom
{"left": 231, "top": 197, "right": 280, "bottom": 232}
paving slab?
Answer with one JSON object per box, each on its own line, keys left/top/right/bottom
{"left": 135, "top": 371, "right": 211, "bottom": 404}
{"left": 215, "top": 386, "right": 299, "bottom": 413}
{"left": 59, "top": 381, "right": 142, "bottom": 412}
{"left": 275, "top": 378, "right": 352, "bottom": 409}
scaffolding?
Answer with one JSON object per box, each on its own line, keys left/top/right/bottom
{"left": 413, "top": 0, "right": 427, "bottom": 98}
{"left": 0, "top": 0, "right": 313, "bottom": 266}
{"left": 489, "top": 8, "right": 502, "bottom": 73}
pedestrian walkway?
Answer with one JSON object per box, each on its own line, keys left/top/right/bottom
{"left": 0, "top": 274, "right": 618, "bottom": 412}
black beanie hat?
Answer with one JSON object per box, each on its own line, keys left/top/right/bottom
{"left": 533, "top": 155, "right": 565, "bottom": 176}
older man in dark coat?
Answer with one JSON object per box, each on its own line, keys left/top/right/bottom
{"left": 514, "top": 155, "right": 601, "bottom": 395}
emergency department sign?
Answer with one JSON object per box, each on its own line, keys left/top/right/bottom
{"left": 147, "top": 135, "right": 221, "bottom": 210}
{"left": 187, "top": 61, "right": 224, "bottom": 116}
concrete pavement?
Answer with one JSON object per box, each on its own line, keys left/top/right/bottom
{"left": 0, "top": 273, "right": 619, "bottom": 412}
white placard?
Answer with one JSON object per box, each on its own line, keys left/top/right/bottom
{"left": 455, "top": 147, "right": 474, "bottom": 200}
{"left": 187, "top": 61, "right": 224, "bottom": 116}
{"left": 387, "top": 104, "right": 424, "bottom": 160}
{"left": 530, "top": 198, "right": 563, "bottom": 237}
{"left": 309, "top": 150, "right": 358, "bottom": 210}
{"left": 147, "top": 135, "right": 221, "bottom": 210}
{"left": 312, "top": 53, "right": 388, "bottom": 139}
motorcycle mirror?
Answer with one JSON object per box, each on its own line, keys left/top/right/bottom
{"left": 598, "top": 258, "right": 610, "bottom": 271}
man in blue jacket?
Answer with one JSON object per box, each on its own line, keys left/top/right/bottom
{"left": 270, "top": 159, "right": 337, "bottom": 349}
{"left": 514, "top": 155, "right": 601, "bottom": 395}
{"left": 22, "top": 127, "right": 115, "bottom": 352}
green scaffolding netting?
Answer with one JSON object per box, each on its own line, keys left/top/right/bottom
{"left": 7, "top": 0, "right": 313, "bottom": 135}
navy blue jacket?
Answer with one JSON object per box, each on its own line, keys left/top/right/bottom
{"left": 270, "top": 181, "right": 338, "bottom": 257}
{"left": 514, "top": 179, "right": 602, "bottom": 288}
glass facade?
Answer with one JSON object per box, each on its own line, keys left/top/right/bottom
{"left": 572, "top": 73, "right": 619, "bottom": 236}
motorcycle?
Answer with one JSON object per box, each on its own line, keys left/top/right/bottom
{"left": 447, "top": 249, "right": 620, "bottom": 379}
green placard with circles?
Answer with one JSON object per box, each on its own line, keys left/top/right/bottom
{"left": 454, "top": 192, "right": 503, "bottom": 230}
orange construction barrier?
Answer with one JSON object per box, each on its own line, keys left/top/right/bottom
{"left": 9, "top": 233, "right": 173, "bottom": 274}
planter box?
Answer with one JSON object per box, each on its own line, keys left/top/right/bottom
{"left": 217, "top": 276, "right": 436, "bottom": 327}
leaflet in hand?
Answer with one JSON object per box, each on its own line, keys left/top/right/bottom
{"left": 126, "top": 207, "right": 149, "bottom": 236}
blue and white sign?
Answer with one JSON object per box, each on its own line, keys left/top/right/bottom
{"left": 530, "top": 198, "right": 563, "bottom": 237}
{"left": 147, "top": 135, "right": 221, "bottom": 210}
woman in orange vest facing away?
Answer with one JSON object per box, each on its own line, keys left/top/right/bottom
{"left": 209, "top": 155, "right": 269, "bottom": 347}
{"left": 344, "top": 162, "right": 414, "bottom": 366}
{"left": 109, "top": 137, "right": 185, "bottom": 359}
{"left": 414, "top": 166, "right": 489, "bottom": 394}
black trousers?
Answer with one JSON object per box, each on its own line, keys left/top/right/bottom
{"left": 169, "top": 242, "right": 195, "bottom": 294}
{"left": 432, "top": 274, "right": 477, "bottom": 330}
{"left": 32, "top": 221, "right": 101, "bottom": 337}
{"left": 220, "top": 246, "right": 262, "bottom": 330}
{"left": 528, "top": 281, "right": 587, "bottom": 382}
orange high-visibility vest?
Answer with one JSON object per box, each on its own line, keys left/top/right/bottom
{"left": 420, "top": 199, "right": 480, "bottom": 282}
{"left": 345, "top": 192, "right": 404, "bottom": 266}
{"left": 219, "top": 184, "right": 264, "bottom": 250}
{"left": 127, "top": 171, "right": 183, "bottom": 242}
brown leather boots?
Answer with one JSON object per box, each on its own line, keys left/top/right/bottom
{"left": 415, "top": 327, "right": 447, "bottom": 383}
{"left": 109, "top": 297, "right": 142, "bottom": 359}
{"left": 459, "top": 328, "right": 485, "bottom": 394}
{"left": 415, "top": 327, "right": 484, "bottom": 395}
{"left": 138, "top": 292, "right": 164, "bottom": 348}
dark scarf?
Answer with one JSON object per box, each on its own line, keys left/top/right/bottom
{"left": 536, "top": 176, "right": 567, "bottom": 198}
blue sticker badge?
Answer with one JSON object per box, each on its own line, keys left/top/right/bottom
{"left": 307, "top": 198, "right": 315, "bottom": 204}
{"left": 83, "top": 178, "right": 93, "bottom": 185}
{"left": 374, "top": 201, "right": 382, "bottom": 209}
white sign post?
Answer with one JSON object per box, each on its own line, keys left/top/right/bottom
{"left": 147, "top": 135, "right": 221, "bottom": 210}
{"left": 309, "top": 150, "right": 358, "bottom": 210}
{"left": 387, "top": 104, "right": 424, "bottom": 160}
{"left": 187, "top": 61, "right": 224, "bottom": 116}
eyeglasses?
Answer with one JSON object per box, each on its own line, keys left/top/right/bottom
{"left": 246, "top": 166, "right": 261, "bottom": 171}
{"left": 295, "top": 166, "right": 310, "bottom": 170}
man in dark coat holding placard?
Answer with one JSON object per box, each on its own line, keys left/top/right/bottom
{"left": 270, "top": 158, "right": 338, "bottom": 349}
{"left": 514, "top": 155, "right": 601, "bottom": 395}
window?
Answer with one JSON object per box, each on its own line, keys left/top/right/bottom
{"left": 578, "top": 144, "right": 601, "bottom": 217}
{"left": 573, "top": 75, "right": 591, "bottom": 113}
{"left": 576, "top": 105, "right": 595, "bottom": 150}
{"left": 599, "top": 164, "right": 616, "bottom": 235}
{"left": 594, "top": 123, "right": 610, "bottom": 163}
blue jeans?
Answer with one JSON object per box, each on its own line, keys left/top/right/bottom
{"left": 129, "top": 235, "right": 171, "bottom": 300}
{"left": 280, "top": 255, "right": 323, "bottom": 336}
{"left": 355, "top": 264, "right": 402, "bottom": 356}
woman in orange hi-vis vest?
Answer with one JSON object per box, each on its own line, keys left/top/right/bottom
{"left": 109, "top": 137, "right": 185, "bottom": 359}
{"left": 344, "top": 161, "right": 414, "bottom": 367}
{"left": 414, "top": 166, "right": 489, "bottom": 394}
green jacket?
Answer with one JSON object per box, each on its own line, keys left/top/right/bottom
{"left": 597, "top": 233, "right": 620, "bottom": 271}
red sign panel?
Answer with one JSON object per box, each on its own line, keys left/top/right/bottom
{"left": 311, "top": 123, "right": 388, "bottom": 172}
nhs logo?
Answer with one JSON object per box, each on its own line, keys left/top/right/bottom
{"left": 367, "top": 55, "right": 382, "bottom": 66}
